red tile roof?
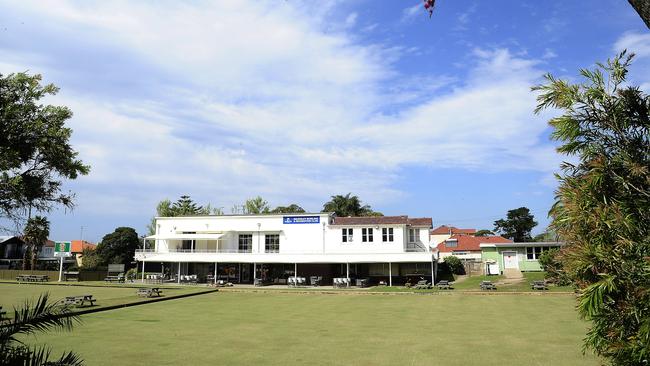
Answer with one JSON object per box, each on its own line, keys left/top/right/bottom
{"left": 71, "top": 240, "right": 97, "bottom": 253}
{"left": 332, "top": 216, "right": 432, "bottom": 227}
{"left": 437, "top": 234, "right": 512, "bottom": 252}
{"left": 431, "top": 225, "right": 477, "bottom": 235}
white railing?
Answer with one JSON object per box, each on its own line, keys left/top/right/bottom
{"left": 405, "top": 242, "right": 427, "bottom": 252}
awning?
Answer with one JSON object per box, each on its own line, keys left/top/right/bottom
{"left": 145, "top": 233, "right": 225, "bottom": 240}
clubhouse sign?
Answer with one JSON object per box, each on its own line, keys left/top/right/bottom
{"left": 283, "top": 216, "right": 320, "bottom": 224}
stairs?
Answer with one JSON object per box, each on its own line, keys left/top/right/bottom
{"left": 503, "top": 268, "right": 523, "bottom": 279}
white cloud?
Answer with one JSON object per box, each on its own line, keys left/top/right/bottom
{"left": 0, "top": 1, "right": 562, "bottom": 225}
{"left": 615, "top": 32, "right": 650, "bottom": 57}
{"left": 345, "top": 12, "right": 357, "bottom": 28}
{"left": 402, "top": 3, "right": 423, "bottom": 22}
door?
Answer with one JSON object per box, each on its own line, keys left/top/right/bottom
{"left": 503, "top": 251, "right": 518, "bottom": 269}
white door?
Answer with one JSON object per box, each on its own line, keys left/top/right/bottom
{"left": 503, "top": 251, "right": 518, "bottom": 269}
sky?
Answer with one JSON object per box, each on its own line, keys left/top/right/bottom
{"left": 1, "top": 1, "right": 648, "bottom": 243}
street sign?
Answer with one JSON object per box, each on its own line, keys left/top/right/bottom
{"left": 54, "top": 241, "right": 72, "bottom": 257}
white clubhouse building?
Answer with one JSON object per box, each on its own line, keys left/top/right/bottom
{"left": 135, "top": 213, "right": 435, "bottom": 286}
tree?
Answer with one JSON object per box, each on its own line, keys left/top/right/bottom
{"left": 534, "top": 51, "right": 650, "bottom": 365}
{"left": 421, "top": 0, "right": 650, "bottom": 29}
{"left": 270, "top": 204, "right": 306, "bottom": 214}
{"left": 22, "top": 215, "right": 49, "bottom": 270}
{"left": 0, "top": 73, "right": 89, "bottom": 225}
{"left": 244, "top": 196, "right": 270, "bottom": 214}
{"left": 93, "top": 227, "right": 140, "bottom": 266}
{"left": 443, "top": 256, "right": 464, "bottom": 275}
{"left": 147, "top": 195, "right": 219, "bottom": 235}
{"left": 474, "top": 229, "right": 494, "bottom": 237}
{"left": 0, "top": 293, "right": 83, "bottom": 365}
{"left": 493, "top": 207, "right": 537, "bottom": 242}
{"left": 537, "top": 248, "right": 571, "bottom": 286}
{"left": 321, "top": 193, "right": 382, "bottom": 217}
{"left": 533, "top": 228, "right": 558, "bottom": 242}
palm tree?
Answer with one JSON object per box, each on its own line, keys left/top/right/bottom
{"left": 0, "top": 293, "right": 84, "bottom": 365}
{"left": 22, "top": 216, "right": 50, "bottom": 270}
{"left": 322, "top": 193, "right": 379, "bottom": 217}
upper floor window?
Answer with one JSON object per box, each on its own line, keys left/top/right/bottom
{"left": 238, "top": 234, "right": 252, "bottom": 253}
{"left": 265, "top": 234, "right": 280, "bottom": 253}
{"left": 408, "top": 228, "right": 420, "bottom": 243}
{"left": 382, "top": 228, "right": 394, "bottom": 242}
{"left": 362, "top": 228, "right": 374, "bottom": 242}
{"left": 342, "top": 228, "right": 353, "bottom": 243}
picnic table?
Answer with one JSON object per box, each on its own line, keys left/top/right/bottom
{"left": 531, "top": 280, "right": 549, "bottom": 291}
{"left": 61, "top": 295, "right": 96, "bottom": 307}
{"left": 414, "top": 280, "right": 432, "bottom": 289}
{"left": 137, "top": 288, "right": 163, "bottom": 298}
{"left": 437, "top": 280, "right": 454, "bottom": 290}
{"left": 480, "top": 281, "right": 497, "bottom": 291}
{"left": 16, "top": 274, "right": 49, "bottom": 282}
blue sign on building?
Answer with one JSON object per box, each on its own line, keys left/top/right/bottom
{"left": 283, "top": 216, "right": 320, "bottom": 224}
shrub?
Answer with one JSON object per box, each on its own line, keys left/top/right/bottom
{"left": 538, "top": 248, "right": 571, "bottom": 286}
{"left": 443, "top": 256, "right": 464, "bottom": 275}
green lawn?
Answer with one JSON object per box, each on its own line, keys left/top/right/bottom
{"left": 0, "top": 282, "right": 209, "bottom": 310}
{"left": 11, "top": 289, "right": 599, "bottom": 366}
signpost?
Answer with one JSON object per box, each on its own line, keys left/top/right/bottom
{"left": 54, "top": 241, "right": 72, "bottom": 282}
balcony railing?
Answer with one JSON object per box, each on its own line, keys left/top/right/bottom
{"left": 135, "top": 248, "right": 278, "bottom": 254}
{"left": 405, "top": 242, "right": 428, "bottom": 252}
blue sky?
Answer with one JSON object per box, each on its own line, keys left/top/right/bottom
{"left": 1, "top": 1, "right": 648, "bottom": 243}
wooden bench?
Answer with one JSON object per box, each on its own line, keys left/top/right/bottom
{"left": 137, "top": 288, "right": 163, "bottom": 298}
{"left": 104, "top": 275, "right": 125, "bottom": 283}
{"left": 437, "top": 280, "right": 454, "bottom": 290}
{"left": 414, "top": 280, "right": 432, "bottom": 289}
{"left": 16, "top": 274, "right": 49, "bottom": 282}
{"left": 480, "top": 281, "right": 497, "bottom": 291}
{"left": 531, "top": 280, "right": 549, "bottom": 291}
{"left": 63, "top": 271, "right": 80, "bottom": 282}
{"left": 62, "top": 295, "right": 96, "bottom": 307}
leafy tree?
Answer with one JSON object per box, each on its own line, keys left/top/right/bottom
{"left": 493, "top": 207, "right": 537, "bottom": 242}
{"left": 443, "top": 256, "right": 464, "bottom": 275}
{"left": 474, "top": 229, "right": 494, "bottom": 237}
{"left": 534, "top": 51, "right": 650, "bottom": 365}
{"left": 79, "top": 246, "right": 101, "bottom": 270}
{"left": 322, "top": 193, "right": 382, "bottom": 217}
{"left": 270, "top": 204, "right": 306, "bottom": 214}
{"left": 22, "top": 215, "right": 49, "bottom": 270}
{"left": 244, "top": 196, "right": 270, "bottom": 214}
{"left": 147, "top": 195, "right": 219, "bottom": 235}
{"left": 0, "top": 73, "right": 89, "bottom": 225}
{"left": 0, "top": 293, "right": 83, "bottom": 365}
{"left": 533, "top": 228, "right": 558, "bottom": 242}
{"left": 538, "top": 248, "right": 571, "bottom": 286}
{"left": 93, "top": 227, "right": 140, "bottom": 266}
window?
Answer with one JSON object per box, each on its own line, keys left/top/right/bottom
{"left": 265, "top": 234, "right": 280, "bottom": 253}
{"left": 444, "top": 240, "right": 458, "bottom": 248}
{"left": 238, "top": 234, "right": 252, "bottom": 252}
{"left": 342, "top": 228, "right": 353, "bottom": 243}
{"left": 382, "top": 228, "right": 394, "bottom": 242}
{"left": 526, "top": 246, "right": 545, "bottom": 260}
{"left": 452, "top": 251, "right": 469, "bottom": 255}
{"left": 408, "top": 228, "right": 420, "bottom": 243}
{"left": 362, "top": 228, "right": 374, "bottom": 242}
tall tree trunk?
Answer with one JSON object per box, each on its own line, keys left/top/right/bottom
{"left": 629, "top": 0, "right": 650, "bottom": 28}
{"left": 30, "top": 245, "right": 39, "bottom": 270}
{"left": 21, "top": 245, "right": 30, "bottom": 270}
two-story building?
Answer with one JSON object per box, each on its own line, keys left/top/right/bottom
{"left": 136, "top": 213, "right": 434, "bottom": 286}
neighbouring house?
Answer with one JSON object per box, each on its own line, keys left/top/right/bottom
{"left": 137, "top": 213, "right": 435, "bottom": 286}
{"left": 437, "top": 234, "right": 512, "bottom": 262}
{"left": 38, "top": 240, "right": 95, "bottom": 267}
{"left": 480, "top": 241, "right": 563, "bottom": 275}
{"left": 71, "top": 240, "right": 97, "bottom": 266}
{"left": 430, "top": 225, "right": 477, "bottom": 248}
{"left": 0, "top": 236, "right": 26, "bottom": 268}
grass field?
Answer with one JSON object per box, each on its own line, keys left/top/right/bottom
{"left": 0, "top": 282, "right": 209, "bottom": 310}
{"left": 2, "top": 283, "right": 599, "bottom": 366}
